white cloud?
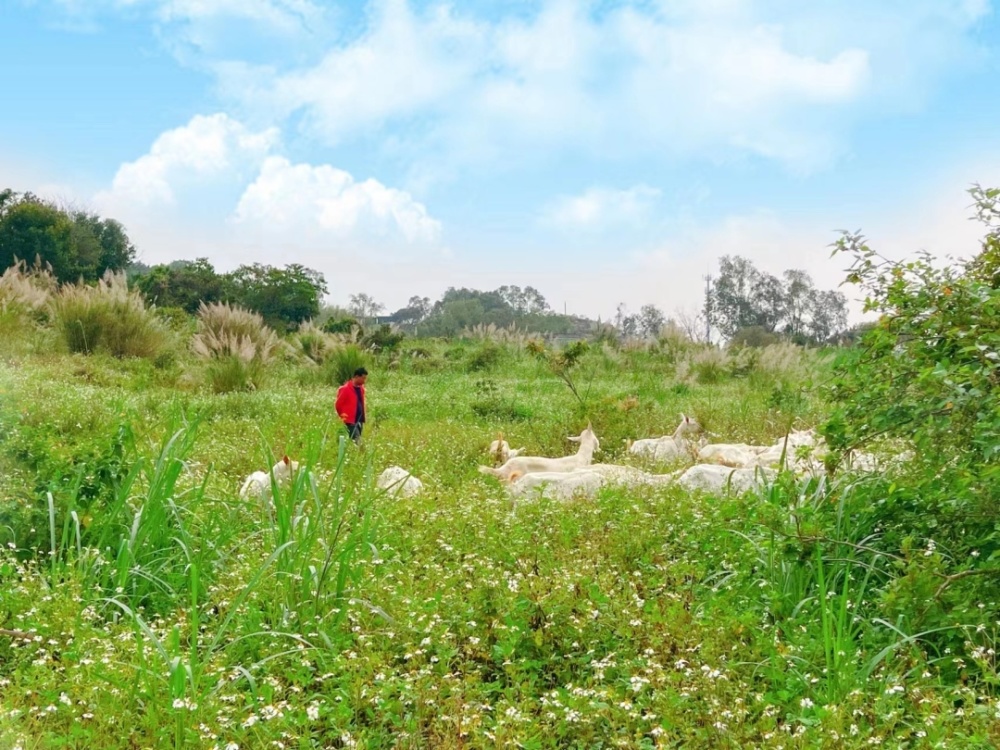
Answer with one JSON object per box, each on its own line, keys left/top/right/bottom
{"left": 45, "top": 0, "right": 324, "bottom": 30}
{"left": 542, "top": 185, "right": 662, "bottom": 229}
{"left": 40, "top": 0, "right": 329, "bottom": 59}
{"left": 232, "top": 156, "right": 442, "bottom": 245}
{"left": 94, "top": 113, "right": 278, "bottom": 208}
{"left": 208, "top": 0, "right": 985, "bottom": 174}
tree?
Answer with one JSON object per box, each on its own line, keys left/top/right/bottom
{"left": 136, "top": 258, "right": 224, "bottom": 314}
{"left": 70, "top": 211, "right": 135, "bottom": 274}
{"left": 387, "top": 295, "right": 431, "bottom": 328}
{"left": 706, "top": 255, "right": 847, "bottom": 343}
{"left": 638, "top": 304, "right": 667, "bottom": 339}
{"left": 497, "top": 285, "right": 550, "bottom": 315}
{"left": 614, "top": 303, "right": 639, "bottom": 338}
{"left": 348, "top": 293, "right": 385, "bottom": 326}
{"left": 0, "top": 191, "right": 136, "bottom": 282}
{"left": 225, "top": 263, "right": 327, "bottom": 329}
{"left": 806, "top": 289, "right": 848, "bottom": 343}
{"left": 0, "top": 196, "right": 75, "bottom": 280}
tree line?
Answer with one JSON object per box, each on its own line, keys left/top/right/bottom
{"left": 0, "top": 186, "right": 850, "bottom": 343}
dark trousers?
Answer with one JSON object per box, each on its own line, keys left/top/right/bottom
{"left": 345, "top": 422, "right": 363, "bottom": 443}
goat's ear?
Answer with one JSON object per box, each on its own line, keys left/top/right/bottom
{"left": 282, "top": 455, "right": 290, "bottom": 466}
{"left": 567, "top": 434, "right": 581, "bottom": 443}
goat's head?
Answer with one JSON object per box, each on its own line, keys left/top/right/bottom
{"left": 568, "top": 424, "right": 600, "bottom": 453}
{"left": 675, "top": 413, "right": 703, "bottom": 437}
{"left": 273, "top": 455, "right": 300, "bottom": 480}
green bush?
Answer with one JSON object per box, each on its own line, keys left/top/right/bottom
{"left": 362, "top": 323, "right": 405, "bottom": 353}
{"left": 322, "top": 316, "right": 359, "bottom": 334}
{"left": 466, "top": 341, "right": 504, "bottom": 372}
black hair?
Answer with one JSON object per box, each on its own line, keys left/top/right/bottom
{"left": 353, "top": 367, "right": 368, "bottom": 377}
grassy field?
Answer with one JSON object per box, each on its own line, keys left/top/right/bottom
{"left": 0, "top": 326, "right": 997, "bottom": 749}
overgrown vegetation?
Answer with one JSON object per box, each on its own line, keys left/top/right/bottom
{"left": 1, "top": 187, "right": 1000, "bottom": 748}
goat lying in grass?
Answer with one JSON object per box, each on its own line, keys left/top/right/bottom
{"left": 508, "top": 462, "right": 676, "bottom": 500}
{"left": 628, "top": 414, "right": 704, "bottom": 462}
{"left": 697, "top": 442, "right": 770, "bottom": 468}
{"left": 486, "top": 432, "right": 523, "bottom": 466}
{"left": 377, "top": 466, "right": 424, "bottom": 498}
{"left": 674, "top": 463, "right": 775, "bottom": 494}
{"left": 479, "top": 424, "right": 600, "bottom": 483}
{"left": 239, "top": 455, "right": 299, "bottom": 500}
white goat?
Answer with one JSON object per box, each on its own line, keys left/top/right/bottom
{"left": 239, "top": 455, "right": 300, "bottom": 500}
{"left": 697, "top": 442, "right": 769, "bottom": 468}
{"left": 376, "top": 466, "right": 424, "bottom": 498}
{"left": 508, "top": 463, "right": 676, "bottom": 501}
{"left": 628, "top": 414, "right": 703, "bottom": 462}
{"left": 479, "top": 424, "right": 600, "bottom": 483}
{"left": 675, "top": 464, "right": 775, "bottom": 495}
{"left": 753, "top": 429, "right": 826, "bottom": 473}
{"left": 486, "top": 432, "right": 524, "bottom": 465}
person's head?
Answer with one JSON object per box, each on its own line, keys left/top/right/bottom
{"left": 352, "top": 367, "right": 368, "bottom": 385}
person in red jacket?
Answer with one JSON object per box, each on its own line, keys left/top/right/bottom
{"left": 335, "top": 367, "right": 368, "bottom": 444}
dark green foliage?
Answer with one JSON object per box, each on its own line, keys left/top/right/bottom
{"left": 729, "top": 325, "right": 782, "bottom": 349}
{"left": 821, "top": 185, "right": 1000, "bottom": 657}
{"left": 470, "top": 378, "right": 532, "bottom": 421}
{"left": 223, "top": 262, "right": 328, "bottom": 331}
{"left": 135, "top": 258, "right": 224, "bottom": 314}
{"left": 0, "top": 192, "right": 135, "bottom": 282}
{"left": 466, "top": 341, "right": 505, "bottom": 371}
{"left": 361, "top": 324, "right": 404, "bottom": 353}
{"left": 322, "top": 316, "right": 359, "bottom": 334}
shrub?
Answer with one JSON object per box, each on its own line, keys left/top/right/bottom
{"left": 678, "top": 346, "right": 728, "bottom": 384}
{"left": 322, "top": 316, "right": 359, "bottom": 334}
{"left": 50, "top": 271, "right": 169, "bottom": 358}
{"left": 466, "top": 341, "right": 504, "bottom": 371}
{"left": 362, "top": 323, "right": 405, "bottom": 353}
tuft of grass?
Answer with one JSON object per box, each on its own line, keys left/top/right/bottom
{"left": 50, "top": 271, "right": 169, "bottom": 358}
{"left": 325, "top": 344, "right": 368, "bottom": 386}
{"left": 191, "top": 302, "right": 281, "bottom": 392}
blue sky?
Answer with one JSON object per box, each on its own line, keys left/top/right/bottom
{"left": 2, "top": 0, "right": 999, "bottom": 320}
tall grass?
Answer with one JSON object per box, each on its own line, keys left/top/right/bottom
{"left": 191, "top": 302, "right": 281, "bottom": 392}
{"left": 34, "top": 413, "right": 381, "bottom": 748}
{"left": 325, "top": 343, "right": 368, "bottom": 386}
{"left": 50, "top": 271, "right": 169, "bottom": 358}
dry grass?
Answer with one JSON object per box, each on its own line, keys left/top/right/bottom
{"left": 0, "top": 257, "right": 56, "bottom": 317}
{"left": 50, "top": 271, "right": 168, "bottom": 358}
{"left": 191, "top": 302, "right": 281, "bottom": 363}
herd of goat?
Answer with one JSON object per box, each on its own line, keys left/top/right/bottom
{"left": 239, "top": 415, "right": 899, "bottom": 504}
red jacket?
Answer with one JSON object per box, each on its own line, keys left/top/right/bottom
{"left": 335, "top": 381, "right": 366, "bottom": 425}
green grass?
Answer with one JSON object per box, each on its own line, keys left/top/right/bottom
{"left": 0, "top": 339, "right": 997, "bottom": 748}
